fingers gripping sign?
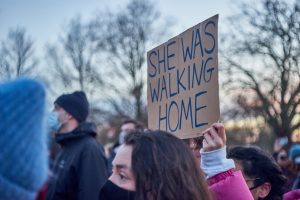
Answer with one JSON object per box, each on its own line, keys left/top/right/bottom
{"left": 202, "top": 123, "right": 226, "bottom": 152}
{"left": 200, "top": 122, "right": 235, "bottom": 178}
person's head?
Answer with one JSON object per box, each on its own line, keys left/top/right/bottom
{"left": 0, "top": 78, "right": 48, "bottom": 200}
{"left": 183, "top": 137, "right": 203, "bottom": 166}
{"left": 277, "top": 149, "right": 289, "bottom": 167}
{"left": 118, "top": 119, "right": 143, "bottom": 144}
{"left": 228, "top": 146, "right": 286, "bottom": 200}
{"left": 50, "top": 91, "right": 89, "bottom": 133}
{"left": 289, "top": 144, "right": 300, "bottom": 164}
{"left": 101, "top": 130, "right": 211, "bottom": 200}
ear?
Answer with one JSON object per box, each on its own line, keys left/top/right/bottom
{"left": 67, "top": 114, "right": 73, "bottom": 120}
{"left": 65, "top": 112, "right": 73, "bottom": 120}
{"left": 257, "top": 182, "right": 271, "bottom": 199}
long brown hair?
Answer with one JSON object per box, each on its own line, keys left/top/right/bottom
{"left": 125, "top": 130, "right": 212, "bottom": 200}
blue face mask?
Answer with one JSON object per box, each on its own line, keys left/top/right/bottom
{"left": 48, "top": 112, "right": 61, "bottom": 131}
{"left": 118, "top": 131, "right": 127, "bottom": 145}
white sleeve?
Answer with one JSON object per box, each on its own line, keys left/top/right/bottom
{"left": 200, "top": 146, "right": 235, "bottom": 178}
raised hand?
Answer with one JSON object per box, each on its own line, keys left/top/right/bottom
{"left": 202, "top": 123, "right": 226, "bottom": 152}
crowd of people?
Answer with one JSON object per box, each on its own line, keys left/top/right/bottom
{"left": 1, "top": 77, "right": 300, "bottom": 200}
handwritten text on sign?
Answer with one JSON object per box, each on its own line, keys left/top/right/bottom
{"left": 147, "top": 15, "right": 220, "bottom": 139}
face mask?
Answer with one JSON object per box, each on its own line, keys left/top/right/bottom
{"left": 48, "top": 112, "right": 61, "bottom": 131}
{"left": 99, "top": 180, "right": 135, "bottom": 200}
{"left": 118, "top": 131, "right": 127, "bottom": 145}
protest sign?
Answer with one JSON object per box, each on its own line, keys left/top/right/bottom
{"left": 147, "top": 15, "right": 219, "bottom": 139}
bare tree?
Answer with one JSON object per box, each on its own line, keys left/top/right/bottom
{"left": 46, "top": 16, "right": 103, "bottom": 96}
{"left": 90, "top": 0, "right": 171, "bottom": 122}
{"left": 0, "top": 27, "right": 38, "bottom": 80}
{"left": 222, "top": 0, "right": 300, "bottom": 139}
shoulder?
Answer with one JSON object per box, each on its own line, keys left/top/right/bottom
{"left": 79, "top": 137, "right": 105, "bottom": 157}
{"left": 284, "top": 189, "right": 300, "bottom": 200}
{"left": 208, "top": 170, "right": 254, "bottom": 200}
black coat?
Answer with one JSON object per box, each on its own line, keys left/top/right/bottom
{"left": 46, "top": 122, "right": 108, "bottom": 200}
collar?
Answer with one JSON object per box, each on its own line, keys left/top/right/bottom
{"left": 55, "top": 122, "right": 97, "bottom": 145}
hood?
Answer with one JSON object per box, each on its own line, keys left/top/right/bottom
{"left": 55, "top": 122, "right": 97, "bottom": 145}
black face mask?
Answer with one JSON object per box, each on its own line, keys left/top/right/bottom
{"left": 99, "top": 180, "right": 135, "bottom": 200}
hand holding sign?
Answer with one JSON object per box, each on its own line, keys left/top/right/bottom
{"left": 202, "top": 122, "right": 226, "bottom": 152}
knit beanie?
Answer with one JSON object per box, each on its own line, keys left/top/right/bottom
{"left": 289, "top": 144, "right": 300, "bottom": 162}
{"left": 0, "top": 78, "right": 48, "bottom": 200}
{"left": 54, "top": 91, "right": 89, "bottom": 123}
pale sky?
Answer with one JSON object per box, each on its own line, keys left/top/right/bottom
{"left": 0, "top": 0, "right": 239, "bottom": 106}
{"left": 0, "top": 0, "right": 234, "bottom": 51}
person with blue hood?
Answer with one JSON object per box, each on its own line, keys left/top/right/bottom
{"left": 0, "top": 78, "right": 48, "bottom": 200}
{"left": 46, "top": 91, "right": 108, "bottom": 200}
{"left": 288, "top": 144, "right": 300, "bottom": 190}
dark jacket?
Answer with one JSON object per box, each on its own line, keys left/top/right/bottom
{"left": 46, "top": 122, "right": 108, "bottom": 200}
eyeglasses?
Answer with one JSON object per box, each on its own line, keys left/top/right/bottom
{"left": 245, "top": 178, "right": 264, "bottom": 190}
{"left": 191, "top": 137, "right": 203, "bottom": 149}
{"left": 279, "top": 155, "right": 287, "bottom": 160}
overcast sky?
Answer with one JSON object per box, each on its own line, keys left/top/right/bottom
{"left": 0, "top": 0, "right": 235, "bottom": 49}
{"left": 0, "top": 0, "right": 241, "bottom": 105}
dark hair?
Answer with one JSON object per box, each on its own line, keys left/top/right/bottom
{"left": 124, "top": 130, "right": 212, "bottom": 200}
{"left": 183, "top": 137, "right": 204, "bottom": 151}
{"left": 122, "top": 119, "right": 144, "bottom": 131}
{"left": 228, "top": 146, "right": 287, "bottom": 200}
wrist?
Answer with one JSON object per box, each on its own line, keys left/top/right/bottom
{"left": 202, "top": 144, "right": 225, "bottom": 152}
{"left": 200, "top": 146, "right": 235, "bottom": 178}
